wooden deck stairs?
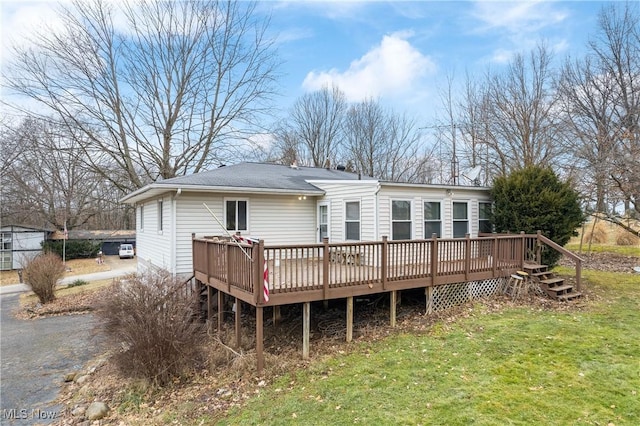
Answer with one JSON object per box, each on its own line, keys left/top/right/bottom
{"left": 523, "top": 263, "right": 582, "bottom": 301}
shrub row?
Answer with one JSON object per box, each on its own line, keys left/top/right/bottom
{"left": 42, "top": 240, "right": 101, "bottom": 260}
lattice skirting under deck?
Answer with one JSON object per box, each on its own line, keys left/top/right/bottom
{"left": 430, "top": 277, "right": 506, "bottom": 312}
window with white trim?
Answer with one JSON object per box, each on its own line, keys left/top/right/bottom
{"left": 453, "top": 202, "right": 468, "bottom": 238}
{"left": 392, "top": 200, "right": 412, "bottom": 240}
{"left": 479, "top": 202, "right": 492, "bottom": 233}
{"left": 345, "top": 201, "right": 360, "bottom": 240}
{"left": 225, "top": 200, "right": 248, "bottom": 232}
{"left": 423, "top": 201, "right": 441, "bottom": 238}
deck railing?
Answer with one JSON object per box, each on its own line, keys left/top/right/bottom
{"left": 192, "top": 231, "right": 581, "bottom": 307}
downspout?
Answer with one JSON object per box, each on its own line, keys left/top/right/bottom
{"left": 171, "top": 188, "right": 182, "bottom": 276}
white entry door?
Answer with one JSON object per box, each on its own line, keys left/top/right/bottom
{"left": 318, "top": 203, "right": 329, "bottom": 242}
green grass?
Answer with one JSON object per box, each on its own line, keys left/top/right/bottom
{"left": 565, "top": 243, "right": 640, "bottom": 257}
{"left": 220, "top": 270, "right": 640, "bottom": 425}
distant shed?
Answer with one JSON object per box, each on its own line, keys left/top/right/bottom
{"left": 0, "top": 225, "right": 50, "bottom": 270}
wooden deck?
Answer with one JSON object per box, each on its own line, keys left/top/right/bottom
{"left": 191, "top": 232, "right": 583, "bottom": 372}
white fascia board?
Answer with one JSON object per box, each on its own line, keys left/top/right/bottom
{"left": 120, "top": 184, "right": 325, "bottom": 204}
{"left": 379, "top": 182, "right": 491, "bottom": 191}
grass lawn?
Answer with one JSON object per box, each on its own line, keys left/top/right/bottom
{"left": 565, "top": 243, "right": 640, "bottom": 257}
{"left": 218, "top": 270, "right": 640, "bottom": 425}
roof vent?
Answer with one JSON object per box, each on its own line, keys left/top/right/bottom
{"left": 290, "top": 160, "right": 299, "bottom": 169}
{"left": 336, "top": 165, "right": 346, "bottom": 171}
{"left": 219, "top": 164, "right": 226, "bottom": 168}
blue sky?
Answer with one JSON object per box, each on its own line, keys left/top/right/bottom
{"left": 1, "top": 0, "right": 611, "bottom": 126}
{"left": 260, "top": 0, "right": 608, "bottom": 123}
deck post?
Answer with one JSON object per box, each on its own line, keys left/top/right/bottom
{"left": 346, "top": 296, "right": 353, "bottom": 342}
{"left": 390, "top": 290, "right": 397, "bottom": 327}
{"left": 430, "top": 234, "right": 438, "bottom": 286}
{"left": 217, "top": 290, "right": 223, "bottom": 333}
{"left": 235, "top": 297, "right": 241, "bottom": 348}
{"left": 273, "top": 306, "right": 281, "bottom": 326}
{"left": 207, "top": 286, "right": 213, "bottom": 329}
{"left": 520, "top": 231, "right": 526, "bottom": 268}
{"left": 256, "top": 306, "right": 264, "bottom": 374}
{"left": 465, "top": 233, "right": 471, "bottom": 281}
{"left": 426, "top": 286, "right": 434, "bottom": 314}
{"left": 492, "top": 235, "right": 498, "bottom": 277}
{"left": 322, "top": 238, "right": 329, "bottom": 299}
{"left": 302, "top": 302, "right": 310, "bottom": 359}
{"left": 536, "top": 230, "right": 543, "bottom": 264}
{"left": 381, "top": 236, "right": 388, "bottom": 289}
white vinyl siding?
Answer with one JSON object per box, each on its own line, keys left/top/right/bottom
{"left": 310, "top": 181, "right": 378, "bottom": 242}
{"left": 136, "top": 198, "right": 172, "bottom": 272}
{"left": 172, "top": 193, "right": 318, "bottom": 275}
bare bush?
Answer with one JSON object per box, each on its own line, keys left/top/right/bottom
{"left": 96, "top": 271, "right": 205, "bottom": 386}
{"left": 22, "top": 252, "right": 65, "bottom": 304}
{"left": 583, "top": 221, "right": 609, "bottom": 244}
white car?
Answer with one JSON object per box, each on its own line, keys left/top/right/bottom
{"left": 119, "top": 244, "right": 135, "bottom": 259}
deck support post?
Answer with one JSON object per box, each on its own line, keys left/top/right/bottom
{"left": 302, "top": 302, "right": 310, "bottom": 359}
{"left": 235, "top": 297, "right": 241, "bottom": 348}
{"left": 217, "top": 290, "right": 223, "bottom": 334}
{"left": 346, "top": 296, "right": 353, "bottom": 342}
{"left": 256, "top": 306, "right": 264, "bottom": 374}
{"left": 273, "top": 305, "right": 281, "bottom": 326}
{"left": 390, "top": 291, "right": 397, "bottom": 328}
{"left": 207, "top": 286, "right": 213, "bottom": 332}
{"left": 426, "top": 286, "right": 434, "bottom": 315}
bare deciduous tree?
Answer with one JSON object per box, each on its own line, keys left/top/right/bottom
{"left": 344, "top": 98, "right": 436, "bottom": 182}
{"left": 4, "top": 0, "right": 280, "bottom": 191}
{"left": 482, "top": 44, "right": 563, "bottom": 174}
{"left": 558, "top": 2, "right": 639, "bottom": 216}
{"left": 285, "top": 85, "right": 347, "bottom": 167}
{"left": 0, "top": 118, "right": 107, "bottom": 230}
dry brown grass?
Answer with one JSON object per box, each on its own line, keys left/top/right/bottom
{"left": 582, "top": 220, "right": 610, "bottom": 244}
{"left": 0, "top": 256, "right": 112, "bottom": 286}
{"left": 615, "top": 229, "right": 640, "bottom": 246}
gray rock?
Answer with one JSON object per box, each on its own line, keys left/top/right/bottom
{"left": 71, "top": 405, "right": 86, "bottom": 417}
{"left": 74, "top": 374, "right": 89, "bottom": 385}
{"left": 86, "top": 401, "right": 109, "bottom": 421}
{"left": 64, "top": 372, "right": 77, "bottom": 382}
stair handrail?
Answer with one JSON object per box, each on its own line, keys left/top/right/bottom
{"left": 536, "top": 231, "right": 584, "bottom": 292}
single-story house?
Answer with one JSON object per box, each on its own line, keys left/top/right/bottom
{"left": 0, "top": 225, "right": 50, "bottom": 270}
{"left": 49, "top": 230, "right": 136, "bottom": 255}
{"left": 121, "top": 162, "right": 492, "bottom": 277}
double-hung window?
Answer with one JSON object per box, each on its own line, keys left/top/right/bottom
{"left": 345, "top": 201, "right": 360, "bottom": 240}
{"left": 226, "top": 200, "right": 248, "bottom": 232}
{"left": 479, "top": 202, "right": 492, "bottom": 233}
{"left": 453, "top": 202, "right": 468, "bottom": 238}
{"left": 392, "top": 200, "right": 412, "bottom": 240}
{"left": 423, "top": 201, "right": 441, "bottom": 238}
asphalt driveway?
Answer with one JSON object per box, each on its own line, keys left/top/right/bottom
{"left": 0, "top": 295, "right": 105, "bottom": 425}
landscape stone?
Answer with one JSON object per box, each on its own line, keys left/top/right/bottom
{"left": 86, "top": 402, "right": 109, "bottom": 421}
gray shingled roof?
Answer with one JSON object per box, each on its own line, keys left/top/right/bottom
{"left": 156, "top": 162, "right": 373, "bottom": 191}
{"left": 121, "top": 162, "right": 376, "bottom": 203}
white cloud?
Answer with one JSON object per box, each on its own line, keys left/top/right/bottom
{"left": 302, "top": 32, "right": 436, "bottom": 102}
{"left": 471, "top": 0, "right": 568, "bottom": 34}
